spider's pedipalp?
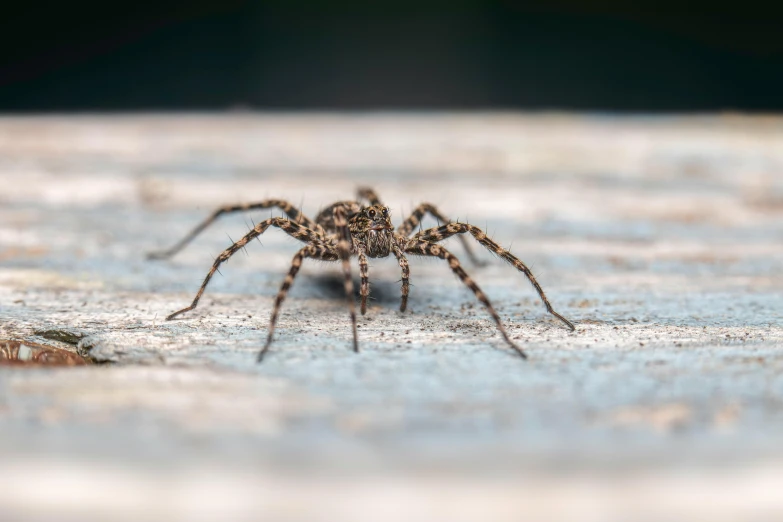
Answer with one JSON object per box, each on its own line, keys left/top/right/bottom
{"left": 409, "top": 222, "right": 575, "bottom": 332}
{"left": 405, "top": 241, "right": 527, "bottom": 358}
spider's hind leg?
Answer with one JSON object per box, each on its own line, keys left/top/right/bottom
{"left": 357, "top": 187, "right": 383, "bottom": 205}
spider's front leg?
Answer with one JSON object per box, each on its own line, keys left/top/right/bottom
{"left": 409, "top": 222, "right": 575, "bottom": 331}
{"left": 333, "top": 205, "right": 360, "bottom": 353}
{"left": 164, "top": 218, "right": 323, "bottom": 321}
{"left": 258, "top": 243, "right": 338, "bottom": 362}
{"left": 405, "top": 241, "right": 527, "bottom": 358}
{"left": 398, "top": 202, "right": 485, "bottom": 267}
{"left": 358, "top": 249, "right": 370, "bottom": 315}
{"left": 261, "top": 204, "right": 359, "bottom": 359}
{"left": 148, "top": 199, "right": 324, "bottom": 260}
{"left": 392, "top": 242, "right": 410, "bottom": 312}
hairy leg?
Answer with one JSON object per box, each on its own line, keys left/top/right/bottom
{"left": 405, "top": 242, "right": 527, "bottom": 358}
{"left": 397, "top": 202, "right": 484, "bottom": 266}
{"left": 148, "top": 199, "right": 323, "bottom": 260}
{"left": 257, "top": 244, "right": 338, "bottom": 362}
{"left": 358, "top": 250, "right": 370, "bottom": 315}
{"left": 357, "top": 187, "right": 383, "bottom": 205}
{"left": 392, "top": 244, "right": 410, "bottom": 312}
{"left": 165, "top": 218, "right": 324, "bottom": 320}
{"left": 409, "top": 223, "right": 575, "bottom": 331}
{"left": 333, "top": 205, "right": 359, "bottom": 352}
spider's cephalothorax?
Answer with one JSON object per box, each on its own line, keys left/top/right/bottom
{"left": 149, "top": 188, "right": 576, "bottom": 362}
{"left": 349, "top": 204, "right": 395, "bottom": 258}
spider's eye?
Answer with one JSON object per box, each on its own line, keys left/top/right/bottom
{"left": 368, "top": 209, "right": 376, "bottom": 218}
{"left": 382, "top": 208, "right": 388, "bottom": 217}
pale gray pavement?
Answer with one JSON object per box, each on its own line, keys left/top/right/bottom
{"left": 1, "top": 114, "right": 782, "bottom": 521}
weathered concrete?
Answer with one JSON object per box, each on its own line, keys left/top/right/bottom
{"left": 1, "top": 114, "right": 782, "bottom": 521}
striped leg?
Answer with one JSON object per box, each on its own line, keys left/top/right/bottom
{"left": 258, "top": 243, "right": 338, "bottom": 362}
{"left": 357, "top": 187, "right": 383, "bottom": 205}
{"left": 398, "top": 202, "right": 484, "bottom": 266}
{"left": 358, "top": 250, "right": 370, "bottom": 315}
{"left": 392, "top": 244, "right": 410, "bottom": 312}
{"left": 334, "top": 205, "right": 359, "bottom": 352}
{"left": 165, "top": 218, "right": 323, "bottom": 320}
{"left": 409, "top": 223, "right": 575, "bottom": 331}
{"left": 148, "top": 199, "right": 323, "bottom": 260}
{"left": 405, "top": 242, "right": 527, "bottom": 359}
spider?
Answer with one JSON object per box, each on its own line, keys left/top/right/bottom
{"left": 148, "top": 187, "right": 575, "bottom": 361}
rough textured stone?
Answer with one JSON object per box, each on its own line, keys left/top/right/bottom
{"left": 1, "top": 114, "right": 782, "bottom": 520}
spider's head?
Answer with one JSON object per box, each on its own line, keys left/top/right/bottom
{"left": 361, "top": 204, "right": 393, "bottom": 231}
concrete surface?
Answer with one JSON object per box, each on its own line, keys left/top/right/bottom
{"left": 1, "top": 114, "right": 782, "bottom": 521}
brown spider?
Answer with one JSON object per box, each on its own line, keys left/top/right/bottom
{"left": 148, "top": 187, "right": 575, "bottom": 361}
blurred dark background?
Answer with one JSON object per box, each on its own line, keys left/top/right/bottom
{"left": 2, "top": 1, "right": 782, "bottom": 111}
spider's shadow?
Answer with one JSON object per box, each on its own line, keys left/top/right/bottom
{"left": 305, "top": 273, "right": 399, "bottom": 304}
